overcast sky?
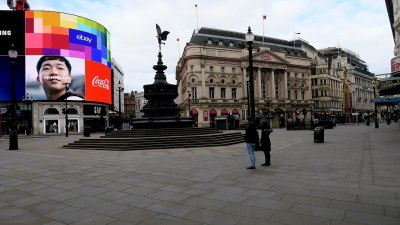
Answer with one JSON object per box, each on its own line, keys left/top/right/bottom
{"left": 1, "top": 0, "right": 394, "bottom": 92}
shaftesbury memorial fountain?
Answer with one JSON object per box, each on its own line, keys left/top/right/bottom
{"left": 130, "top": 24, "right": 193, "bottom": 128}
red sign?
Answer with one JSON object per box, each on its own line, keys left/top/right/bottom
{"left": 391, "top": 57, "right": 400, "bottom": 74}
{"left": 203, "top": 110, "right": 208, "bottom": 121}
{"left": 260, "top": 53, "right": 272, "bottom": 61}
{"left": 85, "top": 60, "right": 112, "bottom": 104}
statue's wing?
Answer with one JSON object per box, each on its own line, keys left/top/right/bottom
{"left": 156, "top": 24, "right": 161, "bottom": 36}
{"left": 160, "top": 31, "right": 170, "bottom": 41}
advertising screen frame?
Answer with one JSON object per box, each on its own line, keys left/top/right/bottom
{"left": 0, "top": 10, "right": 112, "bottom": 104}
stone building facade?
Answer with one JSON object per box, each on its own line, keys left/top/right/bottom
{"left": 176, "top": 28, "right": 313, "bottom": 128}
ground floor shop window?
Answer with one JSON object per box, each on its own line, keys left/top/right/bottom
{"left": 45, "top": 120, "right": 59, "bottom": 133}
{"left": 68, "top": 119, "right": 79, "bottom": 132}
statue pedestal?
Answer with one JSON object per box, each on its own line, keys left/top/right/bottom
{"left": 130, "top": 117, "right": 193, "bottom": 129}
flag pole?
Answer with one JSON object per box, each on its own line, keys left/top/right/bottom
{"left": 195, "top": 4, "right": 199, "bottom": 31}
{"left": 262, "top": 15, "right": 265, "bottom": 45}
{"left": 177, "top": 38, "right": 181, "bottom": 59}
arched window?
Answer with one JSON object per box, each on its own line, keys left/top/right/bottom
{"left": 68, "top": 108, "right": 78, "bottom": 114}
{"left": 44, "top": 108, "right": 59, "bottom": 114}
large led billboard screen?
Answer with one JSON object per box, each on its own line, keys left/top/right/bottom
{"left": 0, "top": 10, "right": 112, "bottom": 104}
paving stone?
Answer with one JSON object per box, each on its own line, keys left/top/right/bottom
{"left": 345, "top": 210, "right": 400, "bottom": 225}
{"left": 282, "top": 194, "right": 330, "bottom": 207}
{"left": 243, "top": 189, "right": 286, "bottom": 200}
{"left": 142, "top": 214, "right": 202, "bottom": 225}
{"left": 25, "top": 200, "right": 69, "bottom": 214}
{"left": 184, "top": 208, "right": 242, "bottom": 225}
{"left": 243, "top": 196, "right": 292, "bottom": 211}
{"left": 11, "top": 196, "right": 47, "bottom": 207}
{"left": 47, "top": 191, "right": 82, "bottom": 201}
{"left": 309, "top": 190, "right": 357, "bottom": 202}
{"left": 0, "top": 190, "right": 33, "bottom": 202}
{"left": 146, "top": 200, "right": 198, "bottom": 217}
{"left": 182, "top": 196, "right": 229, "bottom": 211}
{"left": 220, "top": 202, "right": 275, "bottom": 220}
{"left": 2, "top": 211, "right": 53, "bottom": 225}
{"left": 290, "top": 203, "right": 345, "bottom": 220}
{"left": 115, "top": 195, "right": 158, "bottom": 208}
{"left": 205, "top": 191, "right": 248, "bottom": 203}
{"left": 122, "top": 185, "right": 159, "bottom": 196}
{"left": 70, "top": 214, "right": 117, "bottom": 225}
{"left": 45, "top": 206, "right": 97, "bottom": 224}
{"left": 329, "top": 199, "right": 384, "bottom": 215}
{"left": 0, "top": 205, "right": 30, "bottom": 220}
{"left": 94, "top": 190, "right": 130, "bottom": 201}
{"left": 147, "top": 190, "right": 191, "bottom": 203}
{"left": 269, "top": 211, "right": 331, "bottom": 225}
{"left": 236, "top": 217, "right": 283, "bottom": 225}
{"left": 113, "top": 207, "right": 158, "bottom": 224}
{"left": 86, "top": 201, "right": 131, "bottom": 216}
{"left": 64, "top": 195, "right": 105, "bottom": 208}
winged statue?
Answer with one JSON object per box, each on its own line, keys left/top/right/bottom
{"left": 156, "top": 24, "right": 170, "bottom": 52}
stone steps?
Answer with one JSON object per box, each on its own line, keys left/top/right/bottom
{"left": 63, "top": 128, "right": 245, "bottom": 151}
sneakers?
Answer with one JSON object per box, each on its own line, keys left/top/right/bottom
{"left": 246, "top": 166, "right": 256, "bottom": 169}
{"left": 261, "top": 163, "right": 271, "bottom": 166}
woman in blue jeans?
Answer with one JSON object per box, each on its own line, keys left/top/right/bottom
{"left": 244, "top": 117, "right": 259, "bottom": 169}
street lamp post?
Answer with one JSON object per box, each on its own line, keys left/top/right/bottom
{"left": 63, "top": 83, "right": 69, "bottom": 137}
{"left": 246, "top": 76, "right": 250, "bottom": 117}
{"left": 8, "top": 44, "right": 18, "bottom": 150}
{"left": 372, "top": 79, "right": 379, "bottom": 128}
{"left": 245, "top": 26, "right": 255, "bottom": 120}
{"left": 117, "top": 81, "right": 124, "bottom": 129}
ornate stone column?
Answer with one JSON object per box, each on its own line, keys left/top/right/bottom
{"left": 271, "top": 69, "right": 275, "bottom": 99}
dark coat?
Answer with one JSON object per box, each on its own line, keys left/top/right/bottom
{"left": 260, "top": 128, "right": 273, "bottom": 152}
{"left": 245, "top": 122, "right": 258, "bottom": 143}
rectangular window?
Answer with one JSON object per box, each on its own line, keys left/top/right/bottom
{"left": 190, "top": 65, "right": 194, "bottom": 72}
{"left": 221, "top": 87, "right": 226, "bottom": 99}
{"left": 261, "top": 80, "right": 266, "bottom": 99}
{"left": 231, "top": 88, "right": 237, "bottom": 99}
{"left": 275, "top": 81, "right": 279, "bottom": 99}
{"left": 301, "top": 91, "right": 305, "bottom": 100}
{"left": 210, "top": 66, "right": 214, "bottom": 72}
{"left": 294, "top": 90, "right": 298, "bottom": 100}
{"left": 191, "top": 87, "right": 197, "bottom": 99}
{"left": 221, "top": 67, "right": 225, "bottom": 73}
{"left": 232, "top": 68, "right": 236, "bottom": 74}
{"left": 209, "top": 87, "right": 215, "bottom": 99}
{"left": 287, "top": 90, "right": 291, "bottom": 100}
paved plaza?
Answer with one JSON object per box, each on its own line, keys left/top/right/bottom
{"left": 0, "top": 123, "right": 399, "bottom": 225}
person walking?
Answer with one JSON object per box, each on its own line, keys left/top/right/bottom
{"left": 260, "top": 122, "right": 273, "bottom": 166}
{"left": 244, "top": 116, "right": 259, "bottom": 169}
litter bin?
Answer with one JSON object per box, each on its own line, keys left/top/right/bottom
{"left": 84, "top": 125, "right": 91, "bottom": 137}
{"left": 314, "top": 127, "right": 324, "bottom": 143}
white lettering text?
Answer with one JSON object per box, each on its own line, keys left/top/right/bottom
{"left": 76, "top": 34, "right": 92, "bottom": 43}
{"left": 92, "top": 76, "right": 109, "bottom": 90}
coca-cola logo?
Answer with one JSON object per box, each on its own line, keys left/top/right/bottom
{"left": 92, "top": 76, "right": 109, "bottom": 90}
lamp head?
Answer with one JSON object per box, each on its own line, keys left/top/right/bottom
{"left": 245, "top": 26, "right": 254, "bottom": 43}
{"left": 8, "top": 44, "right": 18, "bottom": 59}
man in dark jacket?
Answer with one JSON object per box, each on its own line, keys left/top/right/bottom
{"left": 244, "top": 116, "right": 258, "bottom": 169}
